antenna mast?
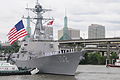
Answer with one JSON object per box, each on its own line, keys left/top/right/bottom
{"left": 36, "top": 0, "right": 39, "bottom": 4}
{"left": 24, "top": 0, "right": 53, "bottom": 40}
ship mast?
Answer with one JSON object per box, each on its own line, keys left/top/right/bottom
{"left": 25, "top": 0, "right": 52, "bottom": 40}
{"left": 24, "top": 4, "right": 31, "bottom": 40}
{"left": 36, "top": 0, "right": 39, "bottom": 4}
{"left": 34, "top": 2, "right": 44, "bottom": 39}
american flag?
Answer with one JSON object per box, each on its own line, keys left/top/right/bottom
{"left": 7, "top": 20, "right": 28, "bottom": 45}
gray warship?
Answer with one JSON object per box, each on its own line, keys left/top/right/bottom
{"left": 9, "top": 1, "right": 84, "bottom": 75}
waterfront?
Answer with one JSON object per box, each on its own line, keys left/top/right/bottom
{"left": 0, "top": 65, "right": 120, "bottom": 80}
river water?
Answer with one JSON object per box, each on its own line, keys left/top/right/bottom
{"left": 0, "top": 65, "right": 120, "bottom": 80}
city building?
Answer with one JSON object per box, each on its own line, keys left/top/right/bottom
{"left": 58, "top": 15, "right": 80, "bottom": 40}
{"left": 0, "top": 42, "right": 10, "bottom": 46}
{"left": 58, "top": 28, "right": 80, "bottom": 40}
{"left": 88, "top": 24, "right": 105, "bottom": 39}
{"left": 44, "top": 26, "right": 53, "bottom": 40}
{"left": 24, "top": 15, "right": 31, "bottom": 40}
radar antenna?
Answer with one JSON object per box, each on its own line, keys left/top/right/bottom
{"left": 23, "top": 0, "right": 54, "bottom": 40}
{"left": 36, "top": 0, "right": 39, "bottom": 4}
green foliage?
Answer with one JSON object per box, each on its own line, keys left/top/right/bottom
{"left": 110, "top": 52, "right": 118, "bottom": 59}
{"left": 88, "top": 53, "right": 99, "bottom": 64}
{"left": 80, "top": 52, "right": 118, "bottom": 65}
{"left": 10, "top": 41, "right": 20, "bottom": 53}
{"left": 0, "top": 41, "right": 20, "bottom": 54}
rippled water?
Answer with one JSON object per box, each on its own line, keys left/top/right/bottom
{"left": 76, "top": 65, "right": 120, "bottom": 80}
{"left": 1, "top": 65, "right": 120, "bottom": 80}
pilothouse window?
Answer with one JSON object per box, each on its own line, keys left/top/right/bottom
{"left": 24, "top": 44, "right": 28, "bottom": 46}
{"left": 21, "top": 51, "right": 27, "bottom": 53}
{"left": 50, "top": 44, "right": 53, "bottom": 48}
{"left": 17, "top": 54, "right": 19, "bottom": 58}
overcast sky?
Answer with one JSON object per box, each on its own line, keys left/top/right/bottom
{"left": 0, "top": 0, "right": 120, "bottom": 42}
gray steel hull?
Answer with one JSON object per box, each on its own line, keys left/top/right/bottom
{"left": 15, "top": 52, "right": 82, "bottom": 75}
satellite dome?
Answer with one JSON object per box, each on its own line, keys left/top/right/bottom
{"left": 35, "top": 4, "right": 42, "bottom": 12}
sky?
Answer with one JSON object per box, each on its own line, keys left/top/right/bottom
{"left": 0, "top": 0, "right": 120, "bottom": 42}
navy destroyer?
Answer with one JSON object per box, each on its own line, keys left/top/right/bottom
{"left": 9, "top": 1, "right": 84, "bottom": 75}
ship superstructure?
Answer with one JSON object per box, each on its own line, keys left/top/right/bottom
{"left": 9, "top": 0, "right": 83, "bottom": 75}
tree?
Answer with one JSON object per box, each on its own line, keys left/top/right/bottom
{"left": 10, "top": 41, "right": 20, "bottom": 53}
{"left": 110, "top": 52, "right": 118, "bottom": 59}
{"left": 1, "top": 41, "right": 20, "bottom": 54}
{"left": 80, "top": 52, "right": 107, "bottom": 65}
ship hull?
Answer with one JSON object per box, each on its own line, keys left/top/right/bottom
{"left": 15, "top": 52, "right": 82, "bottom": 75}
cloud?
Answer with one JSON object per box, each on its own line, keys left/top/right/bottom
{"left": 0, "top": 0, "right": 120, "bottom": 41}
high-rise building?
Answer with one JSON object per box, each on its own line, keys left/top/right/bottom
{"left": 59, "top": 15, "right": 71, "bottom": 40}
{"left": 58, "top": 15, "right": 80, "bottom": 40}
{"left": 44, "top": 26, "right": 53, "bottom": 40}
{"left": 24, "top": 16, "right": 31, "bottom": 40}
{"left": 88, "top": 24, "right": 105, "bottom": 39}
{"left": 58, "top": 28, "right": 80, "bottom": 40}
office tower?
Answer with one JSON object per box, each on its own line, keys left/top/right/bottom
{"left": 58, "top": 28, "right": 80, "bottom": 40}
{"left": 44, "top": 26, "right": 53, "bottom": 40}
{"left": 58, "top": 15, "right": 80, "bottom": 40}
{"left": 88, "top": 24, "right": 105, "bottom": 39}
